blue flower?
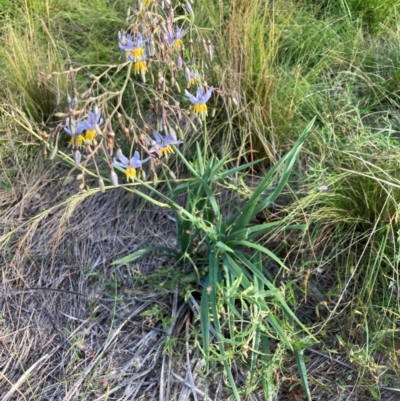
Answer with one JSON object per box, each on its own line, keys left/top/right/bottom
{"left": 184, "top": 87, "right": 213, "bottom": 119}
{"left": 64, "top": 118, "right": 86, "bottom": 147}
{"left": 119, "top": 32, "right": 145, "bottom": 62}
{"left": 184, "top": 68, "right": 198, "bottom": 86}
{"left": 113, "top": 149, "right": 150, "bottom": 182}
{"left": 167, "top": 27, "right": 188, "bottom": 50}
{"left": 149, "top": 129, "right": 183, "bottom": 157}
{"left": 81, "top": 109, "right": 104, "bottom": 145}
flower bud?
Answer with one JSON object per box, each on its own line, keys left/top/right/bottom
{"left": 62, "top": 175, "right": 74, "bottom": 186}
{"left": 70, "top": 97, "right": 78, "bottom": 109}
{"left": 110, "top": 170, "right": 119, "bottom": 187}
{"left": 153, "top": 172, "right": 159, "bottom": 187}
{"left": 118, "top": 30, "right": 126, "bottom": 45}
{"left": 49, "top": 145, "right": 58, "bottom": 160}
{"left": 54, "top": 112, "right": 68, "bottom": 118}
{"left": 176, "top": 56, "right": 183, "bottom": 69}
{"left": 159, "top": 22, "right": 168, "bottom": 35}
{"left": 207, "top": 39, "right": 213, "bottom": 60}
{"left": 184, "top": 66, "right": 190, "bottom": 83}
{"left": 185, "top": 1, "right": 194, "bottom": 15}
{"left": 69, "top": 119, "right": 76, "bottom": 135}
{"left": 177, "top": 127, "right": 184, "bottom": 140}
{"left": 146, "top": 38, "right": 155, "bottom": 57}
{"left": 98, "top": 178, "right": 106, "bottom": 193}
{"left": 168, "top": 170, "right": 176, "bottom": 180}
{"left": 74, "top": 150, "right": 81, "bottom": 165}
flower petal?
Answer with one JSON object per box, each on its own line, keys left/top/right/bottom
{"left": 196, "top": 86, "right": 205, "bottom": 100}
{"left": 184, "top": 89, "right": 198, "bottom": 104}
{"left": 176, "top": 27, "right": 188, "bottom": 39}
{"left": 130, "top": 151, "right": 141, "bottom": 167}
{"left": 113, "top": 159, "right": 127, "bottom": 169}
{"left": 168, "top": 128, "right": 178, "bottom": 141}
{"left": 76, "top": 121, "right": 87, "bottom": 134}
{"left": 152, "top": 131, "right": 163, "bottom": 143}
{"left": 87, "top": 112, "right": 96, "bottom": 126}
{"left": 202, "top": 87, "right": 213, "bottom": 103}
{"left": 116, "top": 149, "right": 129, "bottom": 165}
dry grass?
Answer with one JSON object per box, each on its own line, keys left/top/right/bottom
{"left": 1, "top": 132, "right": 398, "bottom": 400}
{"left": 0, "top": 157, "right": 212, "bottom": 400}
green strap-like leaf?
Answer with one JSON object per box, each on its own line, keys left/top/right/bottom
{"left": 112, "top": 246, "right": 178, "bottom": 265}
{"left": 234, "top": 251, "right": 316, "bottom": 340}
{"left": 294, "top": 348, "right": 312, "bottom": 401}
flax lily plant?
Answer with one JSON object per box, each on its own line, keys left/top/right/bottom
{"left": 113, "top": 118, "right": 316, "bottom": 401}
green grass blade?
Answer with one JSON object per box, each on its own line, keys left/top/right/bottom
{"left": 208, "top": 251, "right": 241, "bottom": 401}
{"left": 230, "top": 239, "right": 289, "bottom": 271}
{"left": 227, "top": 221, "right": 283, "bottom": 241}
{"left": 200, "top": 276, "right": 211, "bottom": 356}
{"left": 261, "top": 334, "right": 273, "bottom": 401}
{"left": 234, "top": 251, "right": 315, "bottom": 339}
{"left": 252, "top": 117, "right": 315, "bottom": 216}
{"left": 294, "top": 348, "right": 311, "bottom": 401}
{"left": 265, "top": 314, "right": 292, "bottom": 349}
{"left": 250, "top": 251, "right": 262, "bottom": 387}
{"left": 219, "top": 158, "right": 267, "bottom": 179}
{"left": 215, "top": 241, "right": 234, "bottom": 253}
{"left": 196, "top": 142, "right": 205, "bottom": 175}
{"left": 112, "top": 246, "right": 178, "bottom": 265}
{"left": 222, "top": 253, "right": 253, "bottom": 288}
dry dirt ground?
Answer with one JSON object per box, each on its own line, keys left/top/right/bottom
{"left": 0, "top": 158, "right": 399, "bottom": 400}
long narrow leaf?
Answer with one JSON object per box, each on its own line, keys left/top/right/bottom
{"left": 196, "top": 142, "right": 205, "bottom": 176}
{"left": 234, "top": 251, "right": 316, "bottom": 339}
{"left": 173, "top": 146, "right": 201, "bottom": 178}
{"left": 222, "top": 254, "right": 252, "bottom": 288}
{"left": 227, "top": 117, "right": 315, "bottom": 228}
{"left": 219, "top": 158, "right": 267, "bottom": 179}
{"left": 227, "top": 221, "right": 283, "bottom": 241}
{"left": 294, "top": 348, "right": 312, "bottom": 401}
{"left": 261, "top": 334, "right": 273, "bottom": 401}
{"left": 112, "top": 246, "right": 178, "bottom": 265}
{"left": 252, "top": 117, "right": 315, "bottom": 217}
{"left": 265, "top": 314, "right": 292, "bottom": 349}
{"left": 226, "top": 156, "right": 286, "bottom": 226}
{"left": 250, "top": 252, "right": 262, "bottom": 387}
{"left": 208, "top": 251, "right": 241, "bottom": 401}
{"left": 200, "top": 275, "right": 211, "bottom": 356}
{"left": 230, "top": 239, "right": 290, "bottom": 271}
